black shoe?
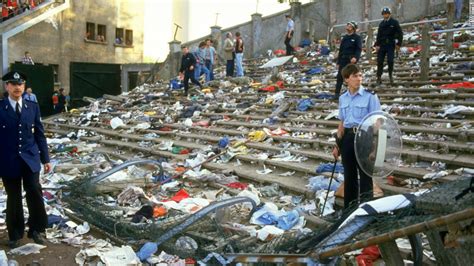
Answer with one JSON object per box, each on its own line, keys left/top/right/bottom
{"left": 8, "top": 240, "right": 19, "bottom": 249}
{"left": 389, "top": 76, "right": 394, "bottom": 85}
{"left": 28, "top": 231, "right": 45, "bottom": 245}
{"left": 376, "top": 77, "right": 382, "bottom": 85}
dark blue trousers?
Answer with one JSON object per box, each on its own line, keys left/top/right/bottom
{"left": 2, "top": 160, "right": 48, "bottom": 241}
{"left": 377, "top": 44, "right": 395, "bottom": 78}
{"left": 341, "top": 131, "right": 373, "bottom": 209}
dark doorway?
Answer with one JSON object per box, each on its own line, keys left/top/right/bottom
{"left": 70, "top": 62, "right": 121, "bottom": 108}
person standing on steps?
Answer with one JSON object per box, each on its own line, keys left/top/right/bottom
{"left": 284, "top": 14, "right": 295, "bottom": 56}
{"left": 335, "top": 21, "right": 362, "bottom": 99}
{"left": 179, "top": 45, "right": 203, "bottom": 97}
{"left": 332, "top": 64, "right": 381, "bottom": 210}
{"left": 375, "top": 7, "right": 403, "bottom": 86}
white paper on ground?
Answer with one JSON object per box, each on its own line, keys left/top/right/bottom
{"left": 100, "top": 245, "right": 140, "bottom": 266}
{"left": 8, "top": 243, "right": 47, "bottom": 255}
{"left": 259, "top": 56, "right": 293, "bottom": 68}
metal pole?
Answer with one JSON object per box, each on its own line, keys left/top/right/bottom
{"left": 446, "top": 0, "right": 455, "bottom": 54}
{"left": 320, "top": 159, "right": 337, "bottom": 217}
{"left": 419, "top": 23, "right": 430, "bottom": 82}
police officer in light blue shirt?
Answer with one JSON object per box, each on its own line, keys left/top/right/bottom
{"left": 333, "top": 64, "right": 381, "bottom": 210}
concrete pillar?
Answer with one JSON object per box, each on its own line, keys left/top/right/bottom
{"left": 0, "top": 34, "right": 6, "bottom": 78}
{"left": 366, "top": 27, "right": 374, "bottom": 62}
{"left": 168, "top": 40, "right": 182, "bottom": 78}
{"left": 328, "top": 0, "right": 337, "bottom": 50}
{"left": 446, "top": 0, "right": 454, "bottom": 54}
{"left": 251, "top": 13, "right": 263, "bottom": 58}
{"left": 290, "top": 2, "right": 302, "bottom": 44}
{"left": 210, "top": 25, "right": 222, "bottom": 61}
{"left": 419, "top": 23, "right": 430, "bottom": 81}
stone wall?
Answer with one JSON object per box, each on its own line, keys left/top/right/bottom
{"left": 160, "top": 0, "right": 453, "bottom": 80}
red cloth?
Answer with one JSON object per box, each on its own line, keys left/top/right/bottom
{"left": 453, "top": 42, "right": 460, "bottom": 49}
{"left": 276, "top": 80, "right": 285, "bottom": 88}
{"left": 355, "top": 246, "right": 381, "bottom": 266}
{"left": 179, "top": 149, "right": 190, "bottom": 155}
{"left": 225, "top": 182, "right": 248, "bottom": 190}
{"left": 440, "top": 82, "right": 474, "bottom": 89}
{"left": 259, "top": 86, "right": 276, "bottom": 92}
{"left": 193, "top": 120, "right": 210, "bottom": 127}
{"left": 274, "top": 49, "right": 285, "bottom": 56}
{"left": 300, "top": 60, "right": 309, "bottom": 65}
{"left": 170, "top": 189, "right": 190, "bottom": 203}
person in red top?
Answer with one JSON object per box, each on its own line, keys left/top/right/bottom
{"left": 2, "top": 3, "right": 9, "bottom": 22}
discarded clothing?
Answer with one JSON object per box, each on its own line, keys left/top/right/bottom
{"left": 316, "top": 162, "right": 344, "bottom": 174}
{"left": 297, "top": 98, "right": 313, "bottom": 111}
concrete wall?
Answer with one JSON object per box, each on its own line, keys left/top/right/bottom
{"left": 8, "top": 0, "right": 145, "bottom": 93}
{"left": 159, "top": 0, "right": 451, "bottom": 79}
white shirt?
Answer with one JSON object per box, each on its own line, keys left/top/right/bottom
{"left": 286, "top": 19, "right": 294, "bottom": 32}
{"left": 8, "top": 96, "right": 22, "bottom": 111}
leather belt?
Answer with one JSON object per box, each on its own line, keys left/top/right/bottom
{"left": 344, "top": 127, "right": 358, "bottom": 134}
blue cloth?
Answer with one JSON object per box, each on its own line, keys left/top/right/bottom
{"left": 300, "top": 38, "right": 311, "bottom": 48}
{"left": 320, "top": 46, "right": 330, "bottom": 55}
{"left": 300, "top": 76, "right": 311, "bottom": 83}
{"left": 47, "top": 214, "right": 69, "bottom": 228}
{"left": 218, "top": 136, "right": 229, "bottom": 148}
{"left": 316, "top": 162, "right": 344, "bottom": 174}
{"left": 338, "top": 86, "right": 381, "bottom": 128}
{"left": 23, "top": 93, "right": 38, "bottom": 103}
{"left": 170, "top": 79, "right": 183, "bottom": 90}
{"left": 256, "top": 212, "right": 278, "bottom": 225}
{"left": 136, "top": 242, "right": 158, "bottom": 261}
{"left": 306, "top": 67, "right": 324, "bottom": 75}
{"left": 297, "top": 98, "right": 313, "bottom": 111}
{"left": 307, "top": 175, "right": 342, "bottom": 192}
{"left": 314, "top": 92, "right": 334, "bottom": 99}
{"left": 276, "top": 210, "right": 300, "bottom": 230}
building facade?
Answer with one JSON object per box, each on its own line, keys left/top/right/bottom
{"left": 3, "top": 0, "right": 145, "bottom": 93}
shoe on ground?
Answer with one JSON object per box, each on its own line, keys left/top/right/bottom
{"left": 376, "top": 77, "right": 382, "bottom": 85}
{"left": 8, "top": 240, "right": 19, "bottom": 249}
{"left": 28, "top": 231, "right": 45, "bottom": 245}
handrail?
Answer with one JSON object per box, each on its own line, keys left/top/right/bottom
{"left": 88, "top": 159, "right": 163, "bottom": 184}
{"left": 429, "top": 26, "right": 474, "bottom": 34}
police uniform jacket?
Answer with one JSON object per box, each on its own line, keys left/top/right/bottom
{"left": 0, "top": 98, "right": 50, "bottom": 178}
{"left": 375, "top": 17, "right": 403, "bottom": 47}
{"left": 337, "top": 33, "right": 362, "bottom": 65}
{"left": 180, "top": 53, "right": 197, "bottom": 73}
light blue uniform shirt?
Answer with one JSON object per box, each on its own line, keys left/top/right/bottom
{"left": 23, "top": 93, "right": 37, "bottom": 103}
{"left": 338, "top": 86, "right": 381, "bottom": 128}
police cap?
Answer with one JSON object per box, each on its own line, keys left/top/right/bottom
{"left": 2, "top": 71, "right": 27, "bottom": 84}
{"left": 381, "top": 7, "right": 391, "bottom": 14}
{"left": 347, "top": 21, "right": 358, "bottom": 30}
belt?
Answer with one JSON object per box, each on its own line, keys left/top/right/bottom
{"left": 344, "top": 127, "right": 358, "bottom": 134}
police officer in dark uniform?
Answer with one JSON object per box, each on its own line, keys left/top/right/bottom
{"left": 375, "top": 7, "right": 403, "bottom": 85}
{"left": 333, "top": 64, "right": 381, "bottom": 210}
{"left": 0, "top": 71, "right": 51, "bottom": 248}
{"left": 179, "top": 45, "right": 203, "bottom": 97}
{"left": 335, "top": 21, "right": 362, "bottom": 99}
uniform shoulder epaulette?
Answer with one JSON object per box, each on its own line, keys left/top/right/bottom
{"left": 367, "top": 89, "right": 376, "bottom": 95}
{"left": 24, "top": 99, "right": 38, "bottom": 104}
